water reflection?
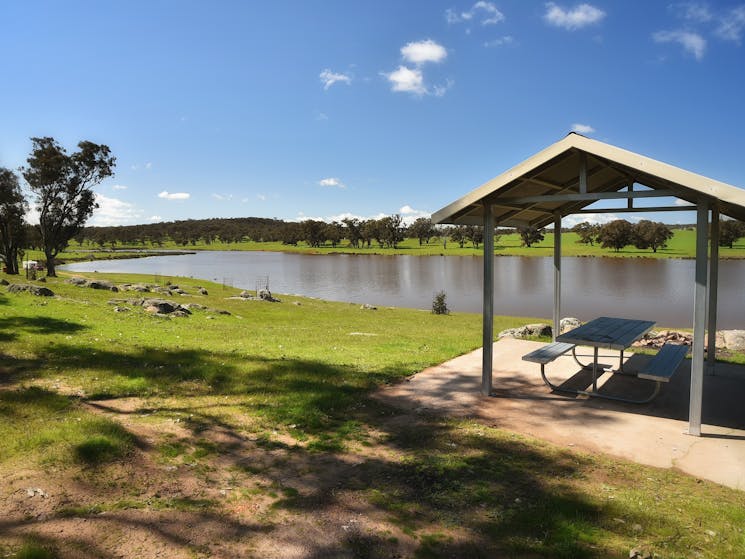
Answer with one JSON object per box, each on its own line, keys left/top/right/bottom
{"left": 62, "top": 252, "right": 745, "bottom": 329}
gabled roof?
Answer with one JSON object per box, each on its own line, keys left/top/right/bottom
{"left": 432, "top": 133, "right": 745, "bottom": 227}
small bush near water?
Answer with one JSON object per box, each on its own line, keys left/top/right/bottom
{"left": 432, "top": 290, "right": 449, "bottom": 315}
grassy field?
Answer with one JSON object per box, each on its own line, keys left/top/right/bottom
{"left": 33, "top": 229, "right": 745, "bottom": 265}
{"left": 1, "top": 271, "right": 744, "bottom": 558}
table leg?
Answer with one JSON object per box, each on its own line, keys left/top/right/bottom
{"left": 592, "top": 346, "right": 599, "bottom": 392}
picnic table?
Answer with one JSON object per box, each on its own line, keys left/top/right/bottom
{"left": 523, "top": 316, "right": 688, "bottom": 404}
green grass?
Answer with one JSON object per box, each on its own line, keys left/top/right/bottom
{"left": 1, "top": 270, "right": 744, "bottom": 558}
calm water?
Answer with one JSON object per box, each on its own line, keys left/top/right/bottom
{"left": 62, "top": 251, "right": 745, "bottom": 328}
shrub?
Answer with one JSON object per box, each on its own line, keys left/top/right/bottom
{"left": 432, "top": 291, "right": 449, "bottom": 315}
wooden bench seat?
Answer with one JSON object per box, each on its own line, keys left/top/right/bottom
{"left": 522, "top": 342, "right": 576, "bottom": 364}
{"left": 638, "top": 343, "right": 689, "bottom": 382}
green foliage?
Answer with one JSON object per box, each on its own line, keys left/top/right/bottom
{"left": 0, "top": 167, "right": 28, "bottom": 274}
{"left": 632, "top": 220, "right": 673, "bottom": 252}
{"left": 719, "top": 219, "right": 745, "bottom": 248}
{"left": 14, "top": 539, "right": 59, "bottom": 559}
{"left": 572, "top": 222, "right": 600, "bottom": 246}
{"left": 517, "top": 226, "right": 545, "bottom": 247}
{"left": 432, "top": 290, "right": 449, "bottom": 315}
{"left": 21, "top": 137, "right": 116, "bottom": 276}
{"left": 597, "top": 219, "right": 634, "bottom": 251}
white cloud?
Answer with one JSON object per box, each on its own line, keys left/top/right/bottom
{"left": 24, "top": 206, "right": 40, "bottom": 225}
{"left": 211, "top": 193, "right": 233, "bottom": 201}
{"left": 716, "top": 6, "right": 745, "bottom": 43}
{"left": 571, "top": 123, "right": 595, "bottom": 134}
{"left": 675, "top": 198, "right": 696, "bottom": 207}
{"left": 315, "top": 111, "right": 329, "bottom": 121}
{"left": 145, "top": 162, "right": 152, "bottom": 170}
{"left": 401, "top": 39, "right": 448, "bottom": 65}
{"left": 257, "top": 194, "right": 267, "bottom": 201}
{"left": 158, "top": 191, "right": 190, "bottom": 200}
{"left": 483, "top": 35, "right": 514, "bottom": 47}
{"left": 673, "top": 2, "right": 713, "bottom": 23}
{"left": 149, "top": 215, "right": 162, "bottom": 221}
{"left": 90, "top": 193, "right": 143, "bottom": 226}
{"left": 111, "top": 184, "right": 128, "bottom": 191}
{"left": 653, "top": 30, "right": 706, "bottom": 60}
{"left": 399, "top": 205, "right": 431, "bottom": 224}
{"left": 318, "top": 177, "right": 346, "bottom": 188}
{"left": 384, "top": 66, "right": 427, "bottom": 95}
{"left": 561, "top": 213, "right": 639, "bottom": 229}
{"left": 319, "top": 69, "right": 352, "bottom": 90}
{"left": 446, "top": 2, "right": 505, "bottom": 26}
{"left": 544, "top": 3, "right": 606, "bottom": 30}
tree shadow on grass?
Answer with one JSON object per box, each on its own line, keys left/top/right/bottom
{"left": 0, "top": 315, "right": 89, "bottom": 343}
{"left": 2, "top": 346, "right": 738, "bottom": 558}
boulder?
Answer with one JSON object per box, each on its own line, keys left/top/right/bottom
{"left": 7, "top": 283, "right": 54, "bottom": 297}
{"left": 87, "top": 280, "right": 116, "bottom": 290}
{"left": 113, "top": 306, "right": 131, "bottom": 313}
{"left": 722, "top": 330, "right": 745, "bottom": 352}
{"left": 258, "top": 288, "right": 280, "bottom": 302}
{"left": 198, "top": 287, "right": 208, "bottom": 296}
{"left": 67, "top": 277, "right": 88, "bottom": 286}
{"left": 498, "top": 323, "right": 552, "bottom": 339}
{"left": 142, "top": 299, "right": 178, "bottom": 314}
{"left": 0, "top": 278, "right": 8, "bottom": 286}
{"left": 560, "top": 317, "right": 581, "bottom": 333}
{"left": 360, "top": 303, "right": 377, "bottom": 310}
{"left": 239, "top": 290, "right": 252, "bottom": 298}
{"left": 182, "top": 303, "right": 207, "bottom": 310}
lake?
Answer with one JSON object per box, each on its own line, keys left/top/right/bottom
{"left": 62, "top": 251, "right": 745, "bottom": 329}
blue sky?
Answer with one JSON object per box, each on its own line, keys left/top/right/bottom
{"left": 1, "top": 1, "right": 744, "bottom": 227}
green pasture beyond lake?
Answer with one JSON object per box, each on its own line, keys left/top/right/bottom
{"left": 1, "top": 272, "right": 744, "bottom": 558}
{"left": 29, "top": 229, "right": 745, "bottom": 265}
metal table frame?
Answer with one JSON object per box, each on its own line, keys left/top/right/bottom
{"left": 552, "top": 316, "right": 656, "bottom": 403}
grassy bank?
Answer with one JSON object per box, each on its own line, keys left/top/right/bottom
{"left": 28, "top": 229, "right": 745, "bottom": 265}
{"left": 1, "top": 271, "right": 744, "bottom": 558}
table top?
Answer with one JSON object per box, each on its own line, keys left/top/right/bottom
{"left": 556, "top": 316, "right": 655, "bottom": 350}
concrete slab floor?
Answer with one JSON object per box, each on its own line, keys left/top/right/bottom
{"left": 376, "top": 338, "right": 745, "bottom": 490}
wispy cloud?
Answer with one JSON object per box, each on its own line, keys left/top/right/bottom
{"left": 111, "top": 184, "right": 128, "bottom": 190}
{"left": 483, "top": 35, "right": 514, "bottom": 47}
{"left": 571, "top": 123, "right": 595, "bottom": 134}
{"left": 211, "top": 193, "right": 233, "bottom": 201}
{"left": 90, "top": 193, "right": 143, "bottom": 226}
{"left": 149, "top": 215, "right": 162, "bottom": 221}
{"left": 318, "top": 177, "right": 346, "bottom": 188}
{"left": 562, "top": 213, "right": 640, "bottom": 228}
{"left": 672, "top": 2, "right": 713, "bottom": 23}
{"left": 716, "top": 6, "right": 745, "bottom": 43}
{"left": 158, "top": 191, "right": 191, "bottom": 200}
{"left": 544, "top": 3, "right": 606, "bottom": 30}
{"left": 319, "top": 69, "right": 352, "bottom": 90}
{"left": 257, "top": 194, "right": 267, "bottom": 201}
{"left": 446, "top": 2, "right": 505, "bottom": 26}
{"left": 401, "top": 39, "right": 448, "bottom": 65}
{"left": 653, "top": 30, "right": 706, "bottom": 60}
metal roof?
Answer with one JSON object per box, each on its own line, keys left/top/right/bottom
{"left": 432, "top": 133, "right": 745, "bottom": 227}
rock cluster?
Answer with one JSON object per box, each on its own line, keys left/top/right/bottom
{"left": 497, "top": 317, "right": 582, "bottom": 340}
{"left": 67, "top": 277, "right": 119, "bottom": 291}
{"left": 632, "top": 330, "right": 693, "bottom": 349}
{"left": 6, "top": 283, "right": 54, "bottom": 297}
{"left": 107, "top": 297, "right": 230, "bottom": 317}
{"left": 230, "top": 289, "right": 281, "bottom": 303}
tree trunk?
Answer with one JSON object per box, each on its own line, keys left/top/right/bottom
{"left": 45, "top": 249, "right": 56, "bottom": 277}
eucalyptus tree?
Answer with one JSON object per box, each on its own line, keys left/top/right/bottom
{"left": 0, "top": 167, "right": 28, "bottom": 274}
{"left": 22, "top": 137, "right": 115, "bottom": 276}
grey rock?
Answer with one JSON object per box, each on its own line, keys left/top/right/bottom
{"left": 36, "top": 276, "right": 46, "bottom": 282}
{"left": 7, "top": 283, "right": 54, "bottom": 297}
{"left": 67, "top": 277, "right": 88, "bottom": 286}
{"left": 560, "top": 317, "right": 581, "bottom": 333}
{"left": 182, "top": 303, "right": 207, "bottom": 310}
{"left": 0, "top": 278, "right": 8, "bottom": 285}
{"left": 113, "top": 306, "right": 131, "bottom": 313}
{"left": 198, "top": 287, "right": 208, "bottom": 295}
{"left": 498, "top": 323, "right": 552, "bottom": 339}
{"left": 143, "top": 299, "right": 178, "bottom": 314}
{"left": 360, "top": 304, "right": 377, "bottom": 310}
{"left": 87, "top": 280, "right": 115, "bottom": 290}
{"left": 239, "top": 290, "right": 252, "bottom": 298}
{"left": 258, "top": 288, "right": 280, "bottom": 302}
{"left": 722, "top": 330, "right": 745, "bottom": 352}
